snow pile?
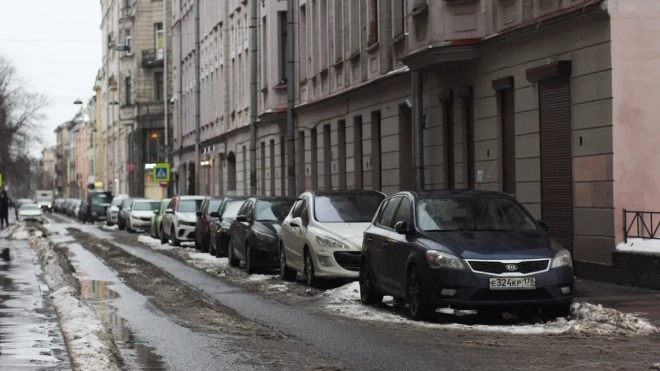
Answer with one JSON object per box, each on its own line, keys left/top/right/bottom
{"left": 321, "top": 282, "right": 659, "bottom": 336}
{"left": 247, "top": 274, "right": 278, "bottom": 282}
{"left": 616, "top": 238, "right": 660, "bottom": 255}
{"left": 0, "top": 223, "right": 30, "bottom": 240}
{"left": 137, "top": 235, "right": 175, "bottom": 250}
{"left": 29, "top": 233, "right": 123, "bottom": 371}
{"left": 651, "top": 363, "right": 660, "bottom": 371}
{"left": 101, "top": 225, "right": 118, "bottom": 231}
{"left": 187, "top": 251, "right": 229, "bottom": 273}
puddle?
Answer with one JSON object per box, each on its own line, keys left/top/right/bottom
{"left": 78, "top": 279, "right": 167, "bottom": 370}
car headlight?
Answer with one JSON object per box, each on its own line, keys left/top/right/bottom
{"left": 254, "top": 230, "right": 277, "bottom": 243}
{"left": 315, "top": 234, "right": 349, "bottom": 250}
{"left": 551, "top": 249, "right": 572, "bottom": 269}
{"left": 426, "top": 250, "right": 467, "bottom": 270}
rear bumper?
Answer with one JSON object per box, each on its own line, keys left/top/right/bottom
{"left": 421, "top": 266, "right": 575, "bottom": 310}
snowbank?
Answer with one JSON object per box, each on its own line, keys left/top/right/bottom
{"left": 321, "top": 282, "right": 659, "bottom": 336}
{"left": 29, "top": 232, "right": 123, "bottom": 371}
{"left": 616, "top": 238, "right": 660, "bottom": 255}
{"left": 0, "top": 223, "right": 32, "bottom": 240}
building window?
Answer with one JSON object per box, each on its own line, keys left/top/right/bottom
{"left": 124, "top": 76, "right": 132, "bottom": 105}
{"left": 337, "top": 120, "right": 346, "bottom": 189}
{"left": 145, "top": 130, "right": 164, "bottom": 163}
{"left": 371, "top": 111, "right": 382, "bottom": 190}
{"left": 392, "top": 0, "right": 406, "bottom": 38}
{"left": 353, "top": 115, "right": 363, "bottom": 189}
{"left": 333, "top": 0, "right": 343, "bottom": 63}
{"left": 125, "top": 29, "right": 132, "bottom": 50}
{"left": 368, "top": 0, "right": 379, "bottom": 47}
{"left": 311, "top": 127, "right": 318, "bottom": 190}
{"left": 155, "top": 72, "right": 164, "bottom": 101}
{"left": 349, "top": 0, "right": 360, "bottom": 56}
{"left": 270, "top": 139, "right": 276, "bottom": 196}
{"left": 278, "top": 11, "right": 287, "bottom": 82}
{"left": 299, "top": 5, "right": 308, "bottom": 80}
{"left": 323, "top": 124, "right": 332, "bottom": 190}
{"left": 261, "top": 142, "right": 266, "bottom": 195}
{"left": 297, "top": 131, "right": 306, "bottom": 193}
{"left": 280, "top": 136, "right": 286, "bottom": 196}
{"left": 262, "top": 16, "right": 269, "bottom": 87}
{"left": 155, "top": 23, "right": 164, "bottom": 59}
{"left": 319, "top": 0, "right": 328, "bottom": 70}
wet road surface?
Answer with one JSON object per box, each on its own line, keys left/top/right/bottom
{"left": 0, "top": 238, "right": 71, "bottom": 370}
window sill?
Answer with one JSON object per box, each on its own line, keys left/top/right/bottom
{"left": 299, "top": 78, "right": 308, "bottom": 86}
{"left": 350, "top": 52, "right": 360, "bottom": 61}
{"left": 333, "top": 60, "right": 344, "bottom": 69}
{"left": 392, "top": 33, "right": 406, "bottom": 45}
{"left": 367, "top": 41, "right": 380, "bottom": 53}
{"left": 411, "top": 4, "right": 429, "bottom": 17}
{"left": 273, "top": 81, "right": 288, "bottom": 90}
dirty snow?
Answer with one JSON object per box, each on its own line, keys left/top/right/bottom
{"left": 247, "top": 274, "right": 278, "bottom": 282}
{"left": 321, "top": 282, "right": 659, "bottom": 336}
{"left": 137, "top": 235, "right": 175, "bottom": 250}
{"left": 616, "top": 238, "right": 660, "bottom": 255}
{"left": 30, "top": 232, "right": 122, "bottom": 371}
{"left": 651, "top": 363, "right": 660, "bottom": 371}
{"left": 101, "top": 225, "right": 118, "bottom": 231}
{"left": 0, "top": 223, "right": 31, "bottom": 240}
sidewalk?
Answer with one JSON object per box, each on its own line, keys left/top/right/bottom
{"left": 576, "top": 279, "right": 660, "bottom": 326}
{"left": 0, "top": 219, "right": 71, "bottom": 370}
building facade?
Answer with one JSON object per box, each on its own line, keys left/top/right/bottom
{"left": 54, "top": 123, "right": 70, "bottom": 197}
{"left": 40, "top": 146, "right": 56, "bottom": 190}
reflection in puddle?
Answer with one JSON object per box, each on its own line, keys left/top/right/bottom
{"left": 79, "top": 279, "right": 167, "bottom": 370}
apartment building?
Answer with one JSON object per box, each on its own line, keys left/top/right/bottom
{"left": 54, "top": 124, "right": 70, "bottom": 197}
{"left": 40, "top": 146, "right": 56, "bottom": 190}
{"left": 101, "top": 0, "right": 171, "bottom": 198}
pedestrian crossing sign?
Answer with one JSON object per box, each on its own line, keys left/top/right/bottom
{"left": 153, "top": 163, "right": 170, "bottom": 182}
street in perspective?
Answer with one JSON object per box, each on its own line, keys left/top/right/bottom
{"left": 2, "top": 0, "right": 660, "bottom": 370}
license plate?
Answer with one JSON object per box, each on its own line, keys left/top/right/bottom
{"left": 489, "top": 277, "right": 536, "bottom": 290}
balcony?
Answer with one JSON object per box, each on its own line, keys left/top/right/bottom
{"left": 137, "top": 102, "right": 166, "bottom": 129}
{"left": 120, "top": 5, "right": 134, "bottom": 21}
{"left": 142, "top": 49, "right": 164, "bottom": 68}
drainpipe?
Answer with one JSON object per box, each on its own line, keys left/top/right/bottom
{"left": 249, "top": 0, "right": 258, "bottom": 195}
{"left": 194, "top": 0, "right": 201, "bottom": 195}
{"left": 286, "top": 0, "right": 296, "bottom": 197}
{"left": 178, "top": 0, "right": 183, "bottom": 196}
{"left": 412, "top": 70, "right": 425, "bottom": 190}
{"left": 163, "top": 0, "right": 169, "bottom": 191}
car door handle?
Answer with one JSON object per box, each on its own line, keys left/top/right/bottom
{"left": 382, "top": 242, "right": 388, "bottom": 249}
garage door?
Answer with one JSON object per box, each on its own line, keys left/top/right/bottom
{"left": 539, "top": 78, "right": 573, "bottom": 253}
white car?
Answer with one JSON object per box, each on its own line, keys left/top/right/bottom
{"left": 162, "top": 196, "right": 205, "bottom": 246}
{"left": 279, "top": 190, "right": 385, "bottom": 286}
{"left": 17, "top": 203, "right": 44, "bottom": 223}
{"left": 106, "top": 194, "right": 128, "bottom": 226}
{"left": 126, "top": 199, "right": 160, "bottom": 232}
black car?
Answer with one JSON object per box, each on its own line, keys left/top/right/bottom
{"left": 360, "top": 190, "right": 575, "bottom": 321}
{"left": 228, "top": 197, "right": 295, "bottom": 273}
{"left": 78, "top": 200, "right": 91, "bottom": 223}
{"left": 209, "top": 197, "right": 248, "bottom": 257}
{"left": 86, "top": 191, "right": 112, "bottom": 223}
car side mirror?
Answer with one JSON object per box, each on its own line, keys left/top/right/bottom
{"left": 537, "top": 220, "right": 549, "bottom": 232}
{"left": 395, "top": 221, "right": 410, "bottom": 235}
{"left": 196, "top": 211, "right": 202, "bottom": 217}
{"left": 236, "top": 215, "right": 248, "bottom": 223}
{"left": 165, "top": 208, "right": 173, "bottom": 214}
{"left": 153, "top": 209, "right": 160, "bottom": 215}
{"left": 289, "top": 217, "right": 303, "bottom": 228}
{"left": 210, "top": 211, "right": 220, "bottom": 218}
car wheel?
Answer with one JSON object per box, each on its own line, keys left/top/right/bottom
{"left": 228, "top": 242, "right": 240, "bottom": 267}
{"left": 127, "top": 220, "right": 133, "bottom": 233}
{"left": 360, "top": 259, "right": 383, "bottom": 305}
{"left": 201, "top": 236, "right": 210, "bottom": 254}
{"left": 304, "top": 250, "right": 319, "bottom": 288}
{"left": 544, "top": 303, "right": 572, "bottom": 319}
{"left": 280, "top": 245, "right": 297, "bottom": 282}
{"left": 118, "top": 221, "right": 125, "bottom": 231}
{"left": 245, "top": 243, "right": 256, "bottom": 274}
{"left": 171, "top": 227, "right": 180, "bottom": 247}
{"left": 106, "top": 217, "right": 112, "bottom": 227}
{"left": 160, "top": 225, "right": 167, "bottom": 245}
{"left": 209, "top": 237, "right": 217, "bottom": 257}
{"left": 406, "top": 266, "right": 434, "bottom": 321}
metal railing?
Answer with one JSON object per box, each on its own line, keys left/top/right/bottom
{"left": 137, "top": 102, "right": 164, "bottom": 117}
{"left": 141, "top": 49, "right": 164, "bottom": 67}
{"left": 623, "top": 210, "right": 660, "bottom": 242}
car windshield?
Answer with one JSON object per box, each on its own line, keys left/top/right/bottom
{"left": 255, "top": 200, "right": 294, "bottom": 222}
{"left": 221, "top": 200, "right": 244, "bottom": 219}
{"left": 91, "top": 193, "right": 113, "bottom": 205}
{"left": 314, "top": 194, "right": 384, "bottom": 223}
{"left": 134, "top": 201, "right": 160, "bottom": 211}
{"left": 111, "top": 198, "right": 125, "bottom": 206}
{"left": 37, "top": 198, "right": 51, "bottom": 202}
{"left": 21, "top": 204, "right": 40, "bottom": 210}
{"left": 160, "top": 199, "right": 172, "bottom": 212}
{"left": 178, "top": 199, "right": 203, "bottom": 213}
{"left": 416, "top": 197, "right": 538, "bottom": 232}
{"left": 209, "top": 199, "right": 223, "bottom": 213}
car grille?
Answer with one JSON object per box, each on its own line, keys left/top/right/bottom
{"left": 467, "top": 260, "right": 549, "bottom": 275}
{"left": 333, "top": 251, "right": 361, "bottom": 272}
{"left": 470, "top": 288, "right": 553, "bottom": 302}
{"left": 180, "top": 221, "right": 195, "bottom": 227}
{"left": 140, "top": 217, "right": 151, "bottom": 221}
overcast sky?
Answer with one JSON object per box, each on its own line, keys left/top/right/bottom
{"left": 0, "top": 0, "right": 101, "bottom": 154}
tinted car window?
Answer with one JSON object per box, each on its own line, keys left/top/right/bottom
{"left": 134, "top": 201, "right": 160, "bottom": 211}
{"left": 91, "top": 192, "right": 113, "bottom": 205}
{"left": 314, "top": 194, "right": 384, "bottom": 223}
{"left": 379, "top": 197, "right": 401, "bottom": 228}
{"left": 290, "top": 200, "right": 304, "bottom": 218}
{"left": 111, "top": 198, "right": 125, "bottom": 206}
{"left": 255, "top": 200, "right": 294, "bottom": 222}
{"left": 178, "top": 199, "right": 203, "bottom": 213}
{"left": 300, "top": 199, "right": 310, "bottom": 226}
{"left": 394, "top": 197, "right": 412, "bottom": 225}
{"left": 416, "top": 197, "right": 538, "bottom": 232}
{"left": 222, "top": 200, "right": 245, "bottom": 218}
{"left": 209, "top": 199, "right": 223, "bottom": 213}
{"left": 121, "top": 199, "right": 132, "bottom": 208}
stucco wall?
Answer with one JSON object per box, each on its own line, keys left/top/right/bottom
{"left": 609, "top": 0, "right": 660, "bottom": 244}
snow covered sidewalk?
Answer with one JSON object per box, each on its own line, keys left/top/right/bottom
{"left": 29, "top": 225, "right": 123, "bottom": 371}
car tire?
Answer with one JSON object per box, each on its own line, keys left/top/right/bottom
{"left": 228, "top": 242, "right": 240, "bottom": 267}
{"left": 406, "top": 266, "right": 434, "bottom": 321}
{"left": 118, "top": 222, "right": 125, "bottom": 231}
{"left": 106, "top": 218, "right": 112, "bottom": 227}
{"left": 544, "top": 303, "right": 572, "bottom": 319}
{"left": 171, "top": 227, "right": 180, "bottom": 247}
{"left": 280, "top": 245, "right": 297, "bottom": 282}
{"left": 194, "top": 239, "right": 201, "bottom": 251}
{"left": 201, "top": 236, "right": 209, "bottom": 254}
{"left": 304, "top": 250, "right": 319, "bottom": 288}
{"left": 360, "top": 260, "right": 383, "bottom": 305}
{"left": 209, "top": 237, "right": 216, "bottom": 257}
{"left": 245, "top": 244, "right": 256, "bottom": 274}
{"left": 160, "top": 225, "right": 167, "bottom": 245}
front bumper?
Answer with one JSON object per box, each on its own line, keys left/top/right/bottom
{"left": 250, "top": 240, "right": 280, "bottom": 268}
{"left": 130, "top": 218, "right": 152, "bottom": 229}
{"left": 19, "top": 215, "right": 44, "bottom": 223}
{"left": 176, "top": 224, "right": 196, "bottom": 241}
{"left": 312, "top": 249, "right": 361, "bottom": 279}
{"left": 420, "top": 265, "right": 575, "bottom": 309}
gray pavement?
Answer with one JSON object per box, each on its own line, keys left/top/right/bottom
{"left": 0, "top": 222, "right": 71, "bottom": 370}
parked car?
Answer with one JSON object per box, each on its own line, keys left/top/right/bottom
{"left": 78, "top": 200, "right": 91, "bottom": 223}
{"left": 195, "top": 196, "right": 224, "bottom": 252}
{"left": 85, "top": 191, "right": 112, "bottom": 223}
{"left": 279, "top": 190, "right": 385, "bottom": 286}
{"left": 359, "top": 190, "right": 575, "bottom": 321}
{"left": 150, "top": 198, "right": 172, "bottom": 240}
{"left": 117, "top": 198, "right": 136, "bottom": 231}
{"left": 228, "top": 197, "right": 296, "bottom": 273}
{"left": 161, "top": 196, "right": 205, "bottom": 246}
{"left": 17, "top": 203, "right": 44, "bottom": 223}
{"left": 53, "top": 199, "right": 65, "bottom": 213}
{"left": 67, "top": 199, "right": 81, "bottom": 218}
{"left": 126, "top": 199, "right": 160, "bottom": 233}
{"left": 106, "top": 194, "right": 129, "bottom": 226}
{"left": 210, "top": 197, "right": 249, "bottom": 257}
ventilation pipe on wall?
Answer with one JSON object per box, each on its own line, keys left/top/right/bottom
{"left": 194, "top": 0, "right": 201, "bottom": 195}
{"left": 249, "top": 0, "right": 258, "bottom": 195}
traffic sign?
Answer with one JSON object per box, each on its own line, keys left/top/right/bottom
{"left": 153, "top": 163, "right": 171, "bottom": 182}
{"left": 160, "top": 182, "right": 168, "bottom": 188}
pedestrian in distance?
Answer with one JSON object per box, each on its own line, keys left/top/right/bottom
{"left": 0, "top": 190, "right": 9, "bottom": 229}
